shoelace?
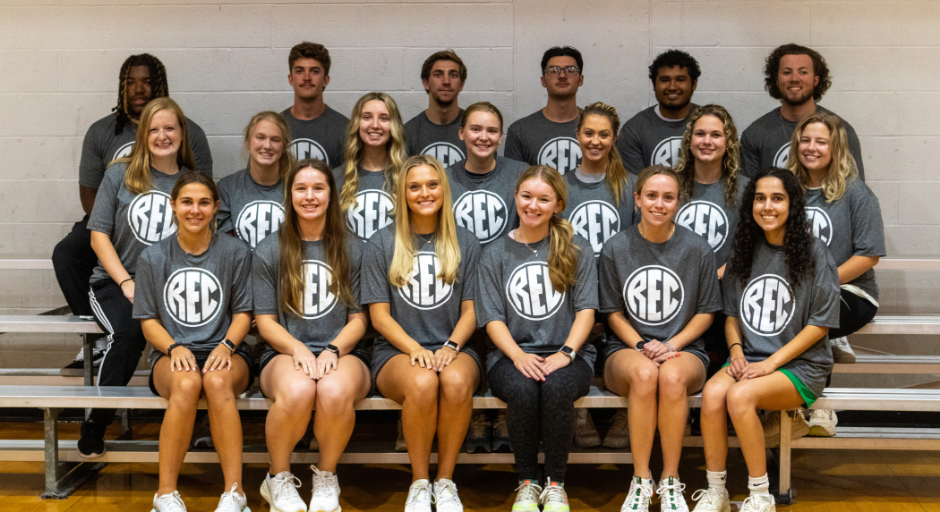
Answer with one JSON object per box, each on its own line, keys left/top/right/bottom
{"left": 740, "top": 494, "right": 772, "bottom": 512}
{"left": 468, "top": 415, "right": 490, "bottom": 438}
{"left": 407, "top": 482, "right": 432, "bottom": 506}
{"left": 657, "top": 480, "right": 687, "bottom": 509}
{"left": 690, "top": 488, "right": 720, "bottom": 508}
{"left": 271, "top": 473, "right": 302, "bottom": 502}
{"left": 514, "top": 481, "right": 542, "bottom": 503}
{"left": 217, "top": 484, "right": 242, "bottom": 511}
{"left": 622, "top": 480, "right": 653, "bottom": 510}
{"left": 609, "top": 411, "right": 629, "bottom": 432}
{"left": 493, "top": 417, "right": 509, "bottom": 436}
{"left": 434, "top": 480, "right": 460, "bottom": 507}
{"left": 156, "top": 490, "right": 187, "bottom": 512}
{"left": 538, "top": 485, "right": 567, "bottom": 504}
{"left": 311, "top": 467, "right": 338, "bottom": 498}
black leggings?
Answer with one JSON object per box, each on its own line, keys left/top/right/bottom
{"left": 487, "top": 355, "right": 593, "bottom": 483}
{"left": 830, "top": 289, "right": 878, "bottom": 338}
{"left": 52, "top": 216, "right": 98, "bottom": 317}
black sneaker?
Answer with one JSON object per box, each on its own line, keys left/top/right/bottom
{"left": 61, "top": 347, "right": 105, "bottom": 376}
{"left": 77, "top": 421, "right": 107, "bottom": 459}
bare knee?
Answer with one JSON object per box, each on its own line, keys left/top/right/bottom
{"left": 273, "top": 376, "right": 317, "bottom": 411}
{"left": 726, "top": 383, "right": 757, "bottom": 419}
{"left": 202, "top": 372, "right": 235, "bottom": 402}
{"left": 701, "top": 379, "right": 730, "bottom": 417}
{"left": 170, "top": 374, "right": 203, "bottom": 405}
{"left": 658, "top": 367, "right": 689, "bottom": 401}
{"left": 315, "top": 377, "right": 356, "bottom": 414}
{"left": 406, "top": 370, "right": 440, "bottom": 406}
{"left": 630, "top": 364, "right": 659, "bottom": 396}
{"left": 439, "top": 370, "right": 475, "bottom": 404}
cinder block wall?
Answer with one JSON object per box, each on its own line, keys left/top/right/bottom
{"left": 1, "top": 1, "right": 938, "bottom": 371}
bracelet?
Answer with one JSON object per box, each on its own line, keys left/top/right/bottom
{"left": 664, "top": 341, "right": 676, "bottom": 352}
{"left": 729, "top": 343, "right": 743, "bottom": 351}
{"left": 119, "top": 277, "right": 134, "bottom": 287}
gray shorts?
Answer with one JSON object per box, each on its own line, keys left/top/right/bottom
{"left": 370, "top": 338, "right": 483, "bottom": 394}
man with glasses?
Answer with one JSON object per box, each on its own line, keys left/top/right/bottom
{"left": 504, "top": 46, "right": 584, "bottom": 175}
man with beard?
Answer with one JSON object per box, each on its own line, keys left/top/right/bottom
{"left": 741, "top": 44, "right": 865, "bottom": 180}
{"left": 616, "top": 49, "right": 701, "bottom": 174}
{"left": 504, "top": 46, "right": 584, "bottom": 175}
{"left": 404, "top": 50, "right": 468, "bottom": 167}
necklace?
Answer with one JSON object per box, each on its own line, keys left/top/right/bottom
{"left": 416, "top": 233, "right": 433, "bottom": 245}
{"left": 514, "top": 230, "right": 547, "bottom": 255}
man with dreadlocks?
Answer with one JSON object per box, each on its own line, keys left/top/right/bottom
{"left": 53, "top": 53, "right": 213, "bottom": 373}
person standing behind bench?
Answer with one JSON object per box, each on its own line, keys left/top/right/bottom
{"left": 134, "top": 171, "right": 253, "bottom": 512}
{"left": 54, "top": 53, "right": 212, "bottom": 372}
{"left": 405, "top": 50, "right": 467, "bottom": 167}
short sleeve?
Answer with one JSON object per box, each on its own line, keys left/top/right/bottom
{"left": 187, "top": 119, "right": 214, "bottom": 177}
{"left": 78, "top": 125, "right": 106, "bottom": 189}
{"left": 616, "top": 122, "right": 645, "bottom": 175}
{"left": 598, "top": 242, "right": 624, "bottom": 314}
{"left": 87, "top": 169, "right": 120, "bottom": 236}
{"left": 503, "top": 125, "right": 525, "bottom": 163}
{"left": 251, "top": 241, "right": 280, "bottom": 315}
{"left": 571, "top": 240, "right": 599, "bottom": 312}
{"left": 460, "top": 236, "right": 482, "bottom": 301}
{"left": 217, "top": 179, "right": 234, "bottom": 234}
{"left": 849, "top": 184, "right": 886, "bottom": 258}
{"left": 474, "top": 244, "right": 507, "bottom": 328}
{"left": 722, "top": 275, "right": 741, "bottom": 318}
{"left": 347, "top": 241, "right": 363, "bottom": 314}
{"left": 696, "top": 246, "right": 723, "bottom": 314}
{"left": 740, "top": 129, "right": 760, "bottom": 180}
{"left": 132, "top": 251, "right": 159, "bottom": 320}
{"left": 808, "top": 245, "right": 842, "bottom": 329}
{"left": 359, "top": 237, "right": 392, "bottom": 305}
{"left": 229, "top": 244, "right": 253, "bottom": 314}
{"left": 845, "top": 122, "right": 865, "bottom": 181}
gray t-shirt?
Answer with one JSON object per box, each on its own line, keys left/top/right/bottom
{"left": 563, "top": 170, "right": 639, "bottom": 257}
{"left": 281, "top": 106, "right": 349, "bottom": 168}
{"left": 445, "top": 156, "right": 529, "bottom": 246}
{"left": 217, "top": 168, "right": 285, "bottom": 250}
{"left": 616, "top": 105, "right": 698, "bottom": 174}
{"left": 504, "top": 110, "right": 581, "bottom": 175}
{"left": 360, "top": 225, "right": 481, "bottom": 349}
{"left": 79, "top": 112, "right": 213, "bottom": 189}
{"left": 133, "top": 234, "right": 253, "bottom": 367}
{"left": 475, "top": 233, "right": 598, "bottom": 370}
{"left": 740, "top": 105, "right": 865, "bottom": 180}
{"left": 598, "top": 225, "right": 722, "bottom": 362}
{"left": 405, "top": 110, "right": 466, "bottom": 167}
{"left": 723, "top": 238, "right": 840, "bottom": 397}
{"left": 87, "top": 162, "right": 185, "bottom": 283}
{"left": 252, "top": 234, "right": 364, "bottom": 366}
{"left": 333, "top": 166, "right": 396, "bottom": 240}
{"left": 804, "top": 178, "right": 885, "bottom": 300}
{"left": 676, "top": 176, "right": 750, "bottom": 268}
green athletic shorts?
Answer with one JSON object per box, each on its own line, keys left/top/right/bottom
{"left": 720, "top": 363, "right": 818, "bottom": 408}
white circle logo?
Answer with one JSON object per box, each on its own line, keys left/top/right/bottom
{"left": 290, "top": 138, "right": 330, "bottom": 166}
{"left": 453, "top": 191, "right": 508, "bottom": 243}
{"left": 651, "top": 136, "right": 683, "bottom": 167}
{"left": 163, "top": 268, "right": 223, "bottom": 327}
{"left": 677, "top": 201, "right": 729, "bottom": 252}
{"left": 300, "top": 260, "right": 337, "bottom": 319}
{"left": 398, "top": 252, "right": 454, "bottom": 310}
{"left": 347, "top": 189, "right": 394, "bottom": 239}
{"left": 624, "top": 265, "right": 684, "bottom": 326}
{"left": 128, "top": 191, "right": 177, "bottom": 245}
{"left": 506, "top": 262, "right": 565, "bottom": 321}
{"left": 113, "top": 142, "right": 134, "bottom": 161}
{"left": 568, "top": 200, "right": 620, "bottom": 256}
{"left": 805, "top": 207, "right": 833, "bottom": 246}
{"left": 537, "top": 137, "right": 582, "bottom": 175}
{"left": 236, "top": 200, "right": 285, "bottom": 248}
{"left": 740, "top": 274, "right": 795, "bottom": 336}
{"left": 421, "top": 142, "right": 465, "bottom": 167}
{"left": 774, "top": 143, "right": 791, "bottom": 168}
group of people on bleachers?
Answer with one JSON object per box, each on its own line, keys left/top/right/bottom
{"left": 46, "top": 40, "right": 886, "bottom": 512}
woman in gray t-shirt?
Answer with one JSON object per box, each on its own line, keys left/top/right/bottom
{"left": 693, "top": 168, "right": 840, "bottom": 512}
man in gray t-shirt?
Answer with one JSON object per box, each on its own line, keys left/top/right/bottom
{"left": 405, "top": 51, "right": 467, "bottom": 167}
{"left": 282, "top": 42, "right": 348, "bottom": 168}
{"left": 446, "top": 157, "right": 528, "bottom": 246}
{"left": 617, "top": 49, "right": 701, "bottom": 174}
{"left": 740, "top": 44, "right": 864, "bottom": 180}
{"left": 217, "top": 168, "right": 285, "bottom": 250}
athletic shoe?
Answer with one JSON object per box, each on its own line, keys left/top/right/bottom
{"left": 260, "top": 471, "right": 306, "bottom": 512}
{"left": 492, "top": 412, "right": 512, "bottom": 452}
{"left": 573, "top": 409, "right": 601, "bottom": 448}
{"left": 309, "top": 466, "right": 341, "bottom": 512}
{"left": 77, "top": 421, "right": 106, "bottom": 459}
{"left": 739, "top": 493, "right": 775, "bottom": 512}
{"left": 465, "top": 412, "right": 491, "bottom": 453}
{"left": 657, "top": 477, "right": 689, "bottom": 512}
{"left": 395, "top": 417, "right": 407, "bottom": 452}
{"left": 404, "top": 479, "right": 432, "bottom": 512}
{"left": 603, "top": 409, "right": 630, "bottom": 449}
{"left": 192, "top": 416, "right": 214, "bottom": 449}
{"left": 62, "top": 346, "right": 104, "bottom": 369}
{"left": 830, "top": 336, "right": 856, "bottom": 364}
{"left": 152, "top": 490, "right": 187, "bottom": 512}
{"left": 433, "top": 479, "right": 464, "bottom": 512}
{"left": 807, "top": 409, "right": 838, "bottom": 437}
{"left": 690, "top": 487, "right": 730, "bottom": 512}
{"left": 214, "top": 484, "right": 250, "bottom": 512}
{"left": 762, "top": 410, "right": 809, "bottom": 447}
{"left": 512, "top": 480, "right": 542, "bottom": 512}
{"left": 539, "top": 479, "right": 569, "bottom": 512}
{"left": 308, "top": 435, "right": 319, "bottom": 452}
{"left": 620, "top": 476, "right": 654, "bottom": 512}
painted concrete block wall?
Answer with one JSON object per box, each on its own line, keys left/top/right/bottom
{"left": 0, "top": 0, "right": 938, "bottom": 368}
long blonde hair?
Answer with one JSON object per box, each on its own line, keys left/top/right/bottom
{"left": 674, "top": 104, "right": 741, "bottom": 207}
{"left": 516, "top": 166, "right": 580, "bottom": 293}
{"left": 119, "top": 97, "right": 196, "bottom": 195}
{"left": 339, "top": 92, "right": 408, "bottom": 214}
{"left": 575, "top": 102, "right": 631, "bottom": 206}
{"left": 389, "top": 155, "right": 462, "bottom": 288}
{"left": 243, "top": 111, "right": 294, "bottom": 182}
{"left": 787, "top": 111, "right": 858, "bottom": 202}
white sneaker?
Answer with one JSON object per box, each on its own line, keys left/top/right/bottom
{"left": 657, "top": 477, "right": 689, "bottom": 512}
{"left": 260, "top": 471, "right": 307, "bottom": 512}
{"left": 539, "top": 479, "right": 569, "bottom": 512}
{"left": 395, "top": 416, "right": 407, "bottom": 452}
{"left": 690, "top": 487, "right": 730, "bottom": 512}
{"left": 215, "top": 484, "right": 250, "bottom": 512}
{"left": 603, "top": 409, "right": 630, "bottom": 449}
{"left": 309, "top": 466, "right": 340, "bottom": 512}
{"left": 512, "top": 480, "right": 542, "bottom": 512}
{"left": 404, "top": 479, "right": 432, "bottom": 512}
{"left": 762, "top": 410, "right": 809, "bottom": 447}
{"left": 573, "top": 409, "right": 601, "bottom": 448}
{"left": 807, "top": 409, "right": 838, "bottom": 437}
{"left": 152, "top": 491, "right": 187, "bottom": 512}
{"left": 621, "top": 476, "right": 654, "bottom": 512}
{"left": 830, "top": 336, "right": 856, "bottom": 364}
{"left": 433, "top": 479, "right": 464, "bottom": 512}
{"left": 739, "top": 493, "right": 775, "bottom": 512}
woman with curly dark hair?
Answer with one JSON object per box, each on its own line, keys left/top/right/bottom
{"left": 689, "top": 167, "right": 840, "bottom": 512}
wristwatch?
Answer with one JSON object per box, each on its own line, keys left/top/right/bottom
{"left": 635, "top": 340, "right": 648, "bottom": 351}
{"left": 220, "top": 339, "right": 236, "bottom": 354}
{"left": 443, "top": 340, "right": 460, "bottom": 353}
{"left": 324, "top": 344, "right": 340, "bottom": 356}
{"left": 557, "top": 346, "right": 576, "bottom": 361}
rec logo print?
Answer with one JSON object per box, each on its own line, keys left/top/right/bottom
{"left": 113, "top": 142, "right": 134, "bottom": 161}
{"left": 453, "top": 191, "right": 508, "bottom": 243}
{"left": 624, "top": 265, "right": 684, "bottom": 326}
{"left": 740, "top": 274, "right": 795, "bottom": 336}
{"left": 538, "top": 137, "right": 581, "bottom": 175}
{"left": 421, "top": 142, "right": 465, "bottom": 167}
{"left": 805, "top": 207, "right": 832, "bottom": 246}
{"left": 774, "top": 143, "right": 791, "bottom": 168}
{"left": 128, "top": 191, "right": 177, "bottom": 245}
{"left": 399, "top": 252, "right": 453, "bottom": 310}
{"left": 677, "top": 201, "right": 729, "bottom": 251}
{"left": 506, "top": 262, "right": 565, "bottom": 321}
{"left": 290, "top": 139, "right": 330, "bottom": 166}
{"left": 568, "top": 200, "right": 620, "bottom": 256}
{"left": 651, "top": 136, "right": 683, "bottom": 167}
{"left": 163, "top": 268, "right": 223, "bottom": 328}
{"left": 236, "top": 200, "right": 285, "bottom": 248}
{"left": 301, "top": 260, "right": 337, "bottom": 319}
{"left": 348, "top": 189, "right": 394, "bottom": 239}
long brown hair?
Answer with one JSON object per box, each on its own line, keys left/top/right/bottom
{"left": 118, "top": 97, "right": 196, "bottom": 195}
{"left": 243, "top": 111, "right": 294, "bottom": 182}
{"left": 169, "top": 170, "right": 219, "bottom": 234}
{"left": 278, "top": 159, "right": 354, "bottom": 315}
{"left": 674, "top": 104, "right": 742, "bottom": 207}
{"left": 515, "top": 166, "right": 580, "bottom": 293}
{"left": 575, "top": 102, "right": 630, "bottom": 206}
{"left": 787, "top": 111, "right": 857, "bottom": 202}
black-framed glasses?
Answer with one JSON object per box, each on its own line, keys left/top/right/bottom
{"left": 544, "top": 65, "right": 581, "bottom": 77}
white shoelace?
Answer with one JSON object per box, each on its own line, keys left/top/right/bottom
{"left": 434, "top": 480, "right": 461, "bottom": 507}
{"left": 690, "top": 488, "right": 722, "bottom": 508}
{"left": 407, "top": 481, "right": 432, "bottom": 507}
{"left": 514, "top": 481, "right": 542, "bottom": 503}
{"left": 609, "top": 410, "right": 629, "bottom": 434}
{"left": 270, "top": 473, "right": 302, "bottom": 502}
{"left": 539, "top": 485, "right": 567, "bottom": 504}
{"left": 622, "top": 479, "right": 654, "bottom": 510}
{"left": 740, "top": 494, "right": 773, "bottom": 512}
{"left": 657, "top": 480, "right": 687, "bottom": 509}
{"left": 155, "top": 490, "right": 187, "bottom": 512}
{"left": 311, "top": 467, "right": 338, "bottom": 498}
{"left": 217, "top": 484, "right": 243, "bottom": 512}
